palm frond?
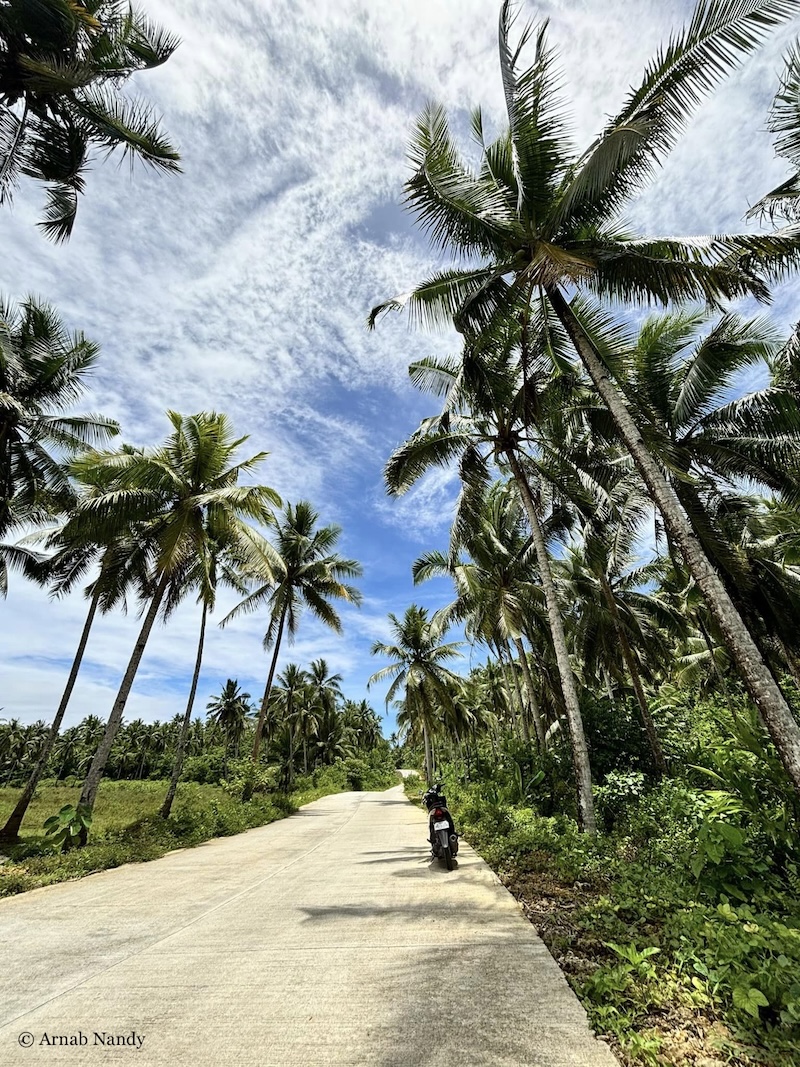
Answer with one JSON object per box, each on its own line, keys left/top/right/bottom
{"left": 404, "top": 101, "right": 516, "bottom": 257}
{"left": 553, "top": 0, "right": 800, "bottom": 230}
{"left": 498, "top": 2, "right": 573, "bottom": 218}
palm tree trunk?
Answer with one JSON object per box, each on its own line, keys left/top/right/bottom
{"left": 512, "top": 635, "right": 545, "bottom": 750}
{"left": 546, "top": 284, "right": 800, "bottom": 795}
{"left": 423, "top": 723, "right": 434, "bottom": 784}
{"left": 0, "top": 586, "right": 101, "bottom": 844}
{"left": 77, "top": 574, "right": 170, "bottom": 837}
{"left": 503, "top": 638, "right": 531, "bottom": 743}
{"left": 160, "top": 602, "right": 208, "bottom": 819}
{"left": 505, "top": 448, "right": 596, "bottom": 834}
{"left": 494, "top": 641, "right": 519, "bottom": 734}
{"left": 598, "top": 575, "right": 666, "bottom": 778}
{"left": 287, "top": 726, "right": 295, "bottom": 791}
{"left": 252, "top": 603, "right": 288, "bottom": 762}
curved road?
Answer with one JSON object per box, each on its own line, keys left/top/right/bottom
{"left": 1, "top": 784, "right": 618, "bottom": 1066}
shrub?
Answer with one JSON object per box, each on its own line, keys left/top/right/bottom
{"left": 181, "top": 748, "right": 227, "bottom": 784}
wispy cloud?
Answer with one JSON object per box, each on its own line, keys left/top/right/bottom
{"left": 1, "top": 0, "right": 796, "bottom": 729}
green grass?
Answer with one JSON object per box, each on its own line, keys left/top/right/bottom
{"left": 0, "top": 766, "right": 398, "bottom": 898}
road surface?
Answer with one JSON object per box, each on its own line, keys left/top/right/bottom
{"left": 1, "top": 783, "right": 618, "bottom": 1066}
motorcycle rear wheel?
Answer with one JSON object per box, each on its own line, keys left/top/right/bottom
{"left": 443, "top": 844, "right": 454, "bottom": 870}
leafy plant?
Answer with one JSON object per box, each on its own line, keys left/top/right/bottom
{"left": 43, "top": 804, "right": 92, "bottom": 850}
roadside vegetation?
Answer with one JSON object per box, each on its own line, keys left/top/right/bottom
{"left": 402, "top": 683, "right": 800, "bottom": 1066}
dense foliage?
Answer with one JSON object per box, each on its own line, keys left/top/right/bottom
{"left": 401, "top": 685, "right": 800, "bottom": 1065}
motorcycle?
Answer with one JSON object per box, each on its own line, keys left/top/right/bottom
{"left": 422, "top": 782, "right": 459, "bottom": 870}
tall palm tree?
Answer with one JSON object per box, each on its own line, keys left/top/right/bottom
{"left": 69, "top": 411, "right": 279, "bottom": 835}
{"left": 369, "top": 0, "right": 800, "bottom": 792}
{"left": 272, "top": 663, "right": 310, "bottom": 785}
{"left": 206, "top": 680, "right": 253, "bottom": 778}
{"left": 415, "top": 481, "right": 547, "bottom": 749}
{"left": 300, "top": 661, "right": 344, "bottom": 773}
{"left": 386, "top": 327, "right": 599, "bottom": 831}
{"left": 343, "top": 699, "right": 383, "bottom": 750}
{"left": 0, "top": 295, "right": 119, "bottom": 589}
{"left": 223, "top": 501, "right": 362, "bottom": 763}
{"left": 616, "top": 309, "right": 800, "bottom": 668}
{"left": 368, "top": 605, "right": 463, "bottom": 784}
{"left": 749, "top": 40, "right": 800, "bottom": 221}
{"left": 0, "top": 0, "right": 180, "bottom": 240}
{"left": 0, "top": 718, "right": 27, "bottom": 783}
{"left": 557, "top": 538, "right": 680, "bottom": 779}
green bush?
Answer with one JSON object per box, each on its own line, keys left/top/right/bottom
{"left": 342, "top": 757, "right": 369, "bottom": 790}
{"left": 220, "top": 760, "right": 277, "bottom": 801}
{"left": 181, "top": 747, "right": 227, "bottom": 784}
{"left": 594, "top": 770, "right": 648, "bottom": 831}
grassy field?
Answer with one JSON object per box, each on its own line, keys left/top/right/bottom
{"left": 0, "top": 767, "right": 398, "bottom": 898}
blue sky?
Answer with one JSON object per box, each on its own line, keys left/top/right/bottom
{"left": 1, "top": 0, "right": 798, "bottom": 736}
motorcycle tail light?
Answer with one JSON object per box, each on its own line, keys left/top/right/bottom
{"left": 434, "top": 808, "right": 444, "bottom": 818}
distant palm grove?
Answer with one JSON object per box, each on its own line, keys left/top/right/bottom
{"left": 4, "top": 0, "right": 800, "bottom": 1063}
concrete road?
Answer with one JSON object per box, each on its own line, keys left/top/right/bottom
{"left": 1, "top": 784, "right": 618, "bottom": 1067}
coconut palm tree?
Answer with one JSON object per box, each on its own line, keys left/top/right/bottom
{"left": 369, "top": 0, "right": 800, "bottom": 792}
{"left": 557, "top": 539, "right": 679, "bottom": 779}
{"left": 0, "top": 295, "right": 119, "bottom": 591}
{"left": 415, "top": 481, "right": 548, "bottom": 749}
{"left": 206, "top": 680, "right": 253, "bottom": 778}
{"left": 386, "top": 325, "right": 599, "bottom": 830}
{"left": 314, "top": 703, "right": 354, "bottom": 766}
{"left": 272, "top": 663, "right": 310, "bottom": 785}
{"left": 69, "top": 411, "right": 280, "bottom": 836}
{"left": 615, "top": 309, "right": 800, "bottom": 668}
{"left": 223, "top": 501, "right": 362, "bottom": 763}
{"left": 0, "top": 718, "right": 27, "bottom": 783}
{"left": 368, "top": 605, "right": 463, "bottom": 784}
{"left": 0, "top": 0, "right": 180, "bottom": 240}
{"left": 0, "top": 520, "right": 148, "bottom": 843}
{"left": 299, "top": 662, "right": 344, "bottom": 773}
{"left": 343, "top": 699, "right": 383, "bottom": 751}
{"left": 749, "top": 40, "right": 800, "bottom": 221}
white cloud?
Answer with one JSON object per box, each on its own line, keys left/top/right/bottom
{"left": 2, "top": 0, "right": 797, "bottom": 732}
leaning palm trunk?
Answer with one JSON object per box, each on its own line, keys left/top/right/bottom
{"left": 547, "top": 284, "right": 800, "bottom": 794}
{"left": 160, "top": 602, "right": 208, "bottom": 819}
{"left": 78, "top": 574, "right": 170, "bottom": 839}
{"left": 505, "top": 448, "right": 596, "bottom": 834}
{"left": 598, "top": 575, "right": 666, "bottom": 778}
{"left": 512, "top": 635, "right": 545, "bottom": 750}
{"left": 252, "top": 604, "right": 288, "bottom": 762}
{"left": 0, "top": 586, "right": 102, "bottom": 843}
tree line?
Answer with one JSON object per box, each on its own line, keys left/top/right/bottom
{"left": 0, "top": 671, "right": 386, "bottom": 794}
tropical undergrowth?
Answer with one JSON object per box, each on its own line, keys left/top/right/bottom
{"left": 407, "top": 691, "right": 800, "bottom": 1067}
{"left": 0, "top": 751, "right": 397, "bottom": 898}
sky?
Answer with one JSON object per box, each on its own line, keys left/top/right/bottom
{"left": 1, "top": 0, "right": 798, "bottom": 737}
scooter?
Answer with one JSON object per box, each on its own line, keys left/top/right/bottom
{"left": 422, "top": 782, "right": 459, "bottom": 870}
